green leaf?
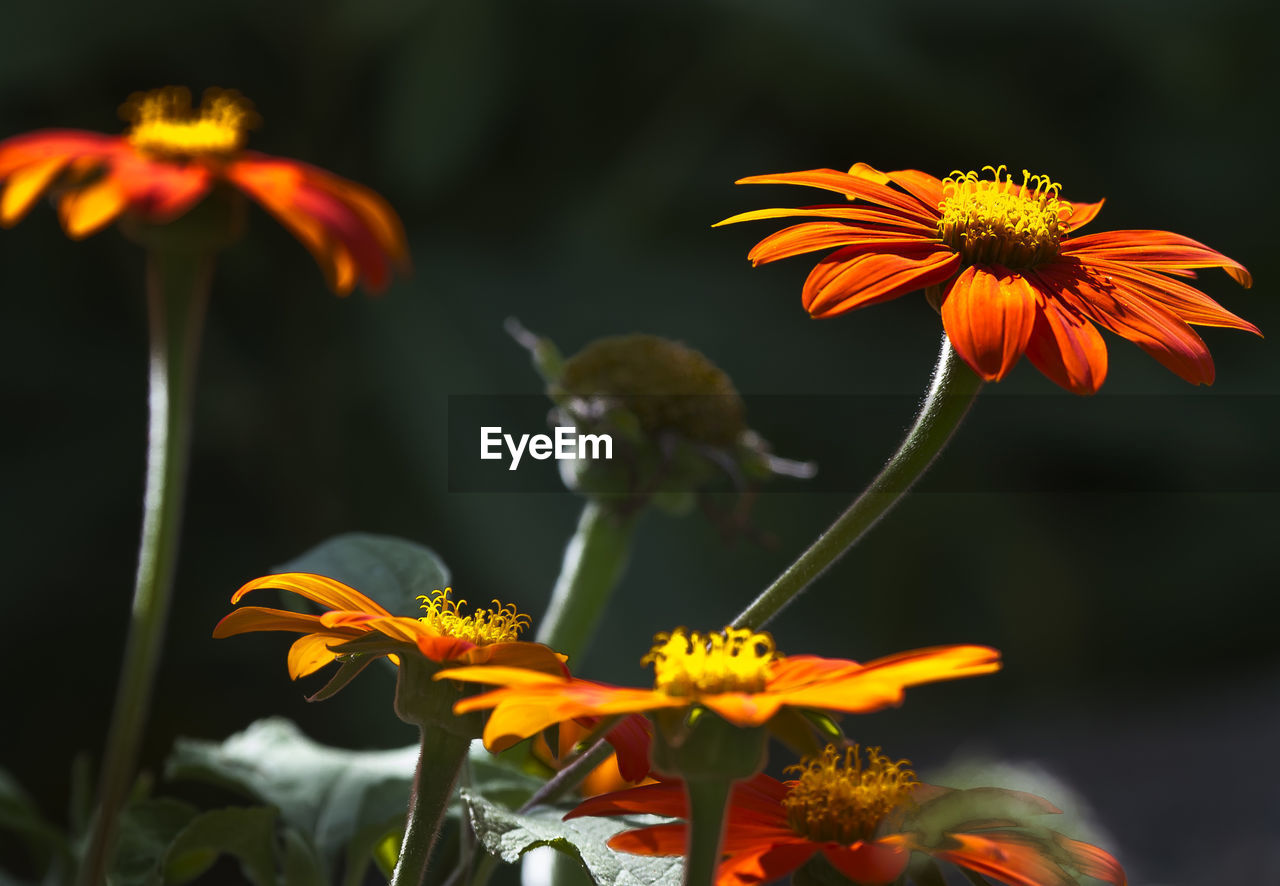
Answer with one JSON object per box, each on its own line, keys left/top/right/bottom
{"left": 462, "top": 791, "right": 684, "bottom": 886}
{"left": 110, "top": 798, "right": 199, "bottom": 886}
{"left": 162, "top": 806, "right": 279, "bottom": 886}
{"left": 0, "top": 768, "right": 69, "bottom": 858}
{"left": 275, "top": 532, "right": 451, "bottom": 618}
{"left": 166, "top": 718, "right": 417, "bottom": 868}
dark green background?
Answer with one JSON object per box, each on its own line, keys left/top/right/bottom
{"left": 2, "top": 1, "right": 1276, "bottom": 883}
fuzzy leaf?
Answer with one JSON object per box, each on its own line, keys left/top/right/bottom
{"left": 462, "top": 790, "right": 683, "bottom": 886}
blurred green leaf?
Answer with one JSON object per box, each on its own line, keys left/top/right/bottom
{"left": 275, "top": 532, "right": 451, "bottom": 617}
{"left": 462, "top": 790, "right": 683, "bottom": 886}
{"left": 162, "top": 806, "right": 279, "bottom": 886}
{"left": 280, "top": 829, "right": 327, "bottom": 886}
{"left": 110, "top": 798, "right": 198, "bottom": 886}
{"left": 907, "top": 787, "right": 1059, "bottom": 846}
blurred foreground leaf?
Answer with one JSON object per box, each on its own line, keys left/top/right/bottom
{"left": 462, "top": 791, "right": 683, "bottom": 886}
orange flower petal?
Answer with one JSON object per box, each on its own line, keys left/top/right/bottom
{"left": 1062, "top": 229, "right": 1252, "bottom": 288}
{"left": 1064, "top": 199, "right": 1105, "bottom": 232}
{"left": 717, "top": 205, "right": 936, "bottom": 235}
{"left": 1023, "top": 295, "right": 1109, "bottom": 395}
{"left": 0, "top": 130, "right": 120, "bottom": 178}
{"left": 1036, "top": 261, "right": 1215, "bottom": 385}
{"left": 567, "top": 780, "right": 689, "bottom": 821}
{"left": 884, "top": 168, "right": 946, "bottom": 209}
{"left": 456, "top": 640, "right": 569, "bottom": 676}
{"left": 748, "top": 222, "right": 938, "bottom": 266}
{"left": 108, "top": 151, "right": 213, "bottom": 223}
{"left": 698, "top": 692, "right": 786, "bottom": 727}
{"left": 57, "top": 174, "right": 128, "bottom": 239}
{"left": 607, "top": 823, "right": 689, "bottom": 856}
{"left": 287, "top": 632, "right": 343, "bottom": 679}
{"left": 1, "top": 155, "right": 70, "bottom": 226}
{"left": 736, "top": 169, "right": 939, "bottom": 223}
{"left": 803, "top": 245, "right": 959, "bottom": 317}
{"left": 933, "top": 832, "right": 1074, "bottom": 886}
{"left": 211, "top": 605, "right": 329, "bottom": 638}
{"left": 716, "top": 840, "right": 818, "bottom": 886}
{"left": 1054, "top": 834, "right": 1126, "bottom": 885}
{"left": 1081, "top": 259, "right": 1260, "bottom": 334}
{"left": 231, "top": 572, "right": 393, "bottom": 616}
{"left": 941, "top": 265, "right": 1038, "bottom": 381}
{"left": 820, "top": 839, "right": 911, "bottom": 886}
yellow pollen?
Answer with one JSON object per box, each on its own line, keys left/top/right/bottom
{"left": 642, "top": 627, "right": 779, "bottom": 696}
{"left": 782, "top": 745, "right": 918, "bottom": 844}
{"left": 937, "top": 165, "right": 1071, "bottom": 269}
{"left": 122, "top": 87, "right": 257, "bottom": 157}
{"left": 416, "top": 588, "right": 530, "bottom": 646}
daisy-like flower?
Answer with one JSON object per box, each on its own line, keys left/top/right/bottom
{"left": 719, "top": 163, "right": 1256, "bottom": 393}
{"left": 213, "top": 573, "right": 569, "bottom": 683}
{"left": 0, "top": 86, "right": 406, "bottom": 293}
{"left": 435, "top": 627, "right": 1000, "bottom": 752}
{"left": 568, "top": 744, "right": 1126, "bottom": 886}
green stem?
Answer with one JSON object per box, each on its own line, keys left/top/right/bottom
{"left": 518, "top": 736, "right": 613, "bottom": 812}
{"left": 536, "top": 501, "right": 636, "bottom": 661}
{"left": 79, "top": 250, "right": 212, "bottom": 886}
{"left": 733, "top": 333, "right": 982, "bottom": 630}
{"left": 681, "top": 778, "right": 733, "bottom": 886}
{"left": 390, "top": 726, "right": 473, "bottom": 886}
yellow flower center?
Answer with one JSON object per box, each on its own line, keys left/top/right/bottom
{"left": 642, "top": 627, "right": 779, "bottom": 696}
{"left": 416, "top": 588, "right": 530, "bottom": 646}
{"left": 782, "top": 745, "right": 918, "bottom": 844}
{"left": 122, "top": 87, "right": 257, "bottom": 157}
{"left": 937, "top": 165, "right": 1071, "bottom": 269}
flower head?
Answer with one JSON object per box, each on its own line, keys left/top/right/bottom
{"left": 568, "top": 744, "right": 1126, "bottom": 886}
{"left": 719, "top": 162, "right": 1257, "bottom": 393}
{"left": 0, "top": 87, "right": 407, "bottom": 294}
{"left": 435, "top": 627, "right": 1000, "bottom": 751}
{"left": 212, "top": 573, "right": 567, "bottom": 686}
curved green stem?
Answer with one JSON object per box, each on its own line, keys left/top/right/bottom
{"left": 536, "top": 501, "right": 636, "bottom": 661}
{"left": 79, "top": 251, "right": 212, "bottom": 886}
{"left": 733, "top": 333, "right": 982, "bottom": 630}
{"left": 391, "top": 726, "right": 473, "bottom": 886}
{"left": 681, "top": 778, "right": 733, "bottom": 886}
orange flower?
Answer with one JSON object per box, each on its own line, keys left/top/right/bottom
{"left": 0, "top": 87, "right": 406, "bottom": 294}
{"left": 436, "top": 627, "right": 1000, "bottom": 752}
{"left": 568, "top": 745, "right": 1126, "bottom": 886}
{"left": 719, "top": 163, "right": 1256, "bottom": 394}
{"left": 213, "top": 573, "right": 568, "bottom": 681}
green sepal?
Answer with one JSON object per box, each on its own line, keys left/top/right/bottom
{"left": 649, "top": 708, "right": 767, "bottom": 782}
{"left": 393, "top": 656, "right": 484, "bottom": 737}
{"left": 305, "top": 653, "right": 378, "bottom": 703}
{"left": 764, "top": 708, "right": 840, "bottom": 759}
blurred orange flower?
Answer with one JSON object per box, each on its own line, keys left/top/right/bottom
{"left": 569, "top": 745, "right": 1126, "bottom": 886}
{"left": 213, "top": 573, "right": 567, "bottom": 680}
{"left": 719, "top": 163, "right": 1256, "bottom": 393}
{"left": 0, "top": 87, "right": 406, "bottom": 294}
{"left": 436, "top": 627, "right": 999, "bottom": 752}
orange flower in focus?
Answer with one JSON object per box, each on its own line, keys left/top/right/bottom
{"left": 0, "top": 87, "right": 407, "bottom": 294}
{"left": 436, "top": 627, "right": 999, "bottom": 752}
{"left": 568, "top": 745, "right": 1126, "bottom": 886}
{"left": 719, "top": 163, "right": 1256, "bottom": 393}
{"left": 213, "top": 573, "right": 567, "bottom": 680}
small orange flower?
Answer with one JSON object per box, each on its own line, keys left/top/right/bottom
{"left": 436, "top": 627, "right": 1000, "bottom": 751}
{"left": 213, "top": 573, "right": 567, "bottom": 680}
{"left": 0, "top": 87, "right": 407, "bottom": 294}
{"left": 568, "top": 745, "right": 1126, "bottom": 886}
{"left": 719, "top": 163, "right": 1257, "bottom": 393}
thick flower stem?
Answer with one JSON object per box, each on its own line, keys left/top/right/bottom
{"left": 733, "top": 333, "right": 982, "bottom": 630}
{"left": 536, "top": 500, "right": 636, "bottom": 662}
{"left": 682, "top": 778, "right": 733, "bottom": 886}
{"left": 391, "top": 726, "right": 473, "bottom": 886}
{"left": 79, "top": 250, "right": 212, "bottom": 886}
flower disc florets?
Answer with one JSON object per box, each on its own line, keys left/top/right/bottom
{"left": 417, "top": 588, "right": 530, "bottom": 646}
{"left": 642, "top": 627, "right": 779, "bottom": 696}
{"left": 937, "top": 165, "right": 1071, "bottom": 268}
{"left": 123, "top": 86, "right": 258, "bottom": 157}
{"left": 783, "top": 745, "right": 918, "bottom": 844}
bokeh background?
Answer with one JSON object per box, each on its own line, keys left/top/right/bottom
{"left": 2, "top": 1, "right": 1277, "bottom": 884}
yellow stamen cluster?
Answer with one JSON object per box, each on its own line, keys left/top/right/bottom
{"left": 417, "top": 588, "right": 530, "bottom": 646}
{"left": 643, "top": 627, "right": 779, "bottom": 696}
{"left": 123, "top": 87, "right": 257, "bottom": 157}
{"left": 783, "top": 745, "right": 918, "bottom": 844}
{"left": 937, "top": 165, "right": 1071, "bottom": 269}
